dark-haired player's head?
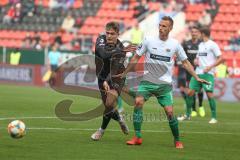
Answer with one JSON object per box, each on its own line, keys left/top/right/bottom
{"left": 190, "top": 26, "right": 201, "bottom": 41}
{"left": 105, "top": 22, "right": 120, "bottom": 45}
{"left": 159, "top": 16, "right": 174, "bottom": 40}
{"left": 200, "top": 26, "right": 210, "bottom": 39}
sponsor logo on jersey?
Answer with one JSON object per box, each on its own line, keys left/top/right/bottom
{"left": 99, "top": 38, "right": 105, "bottom": 46}
{"left": 166, "top": 48, "right": 171, "bottom": 52}
{"left": 150, "top": 54, "right": 171, "bottom": 62}
{"left": 187, "top": 49, "right": 198, "bottom": 54}
{"left": 199, "top": 52, "right": 207, "bottom": 56}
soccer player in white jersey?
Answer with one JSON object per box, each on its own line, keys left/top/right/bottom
{"left": 114, "top": 16, "right": 208, "bottom": 149}
{"left": 180, "top": 27, "right": 223, "bottom": 124}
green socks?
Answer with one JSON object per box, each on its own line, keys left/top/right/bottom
{"left": 180, "top": 91, "right": 187, "bottom": 102}
{"left": 133, "top": 107, "right": 143, "bottom": 138}
{"left": 186, "top": 95, "right": 194, "bottom": 117}
{"left": 133, "top": 107, "right": 180, "bottom": 141}
{"left": 198, "top": 92, "right": 204, "bottom": 106}
{"left": 208, "top": 98, "right": 216, "bottom": 119}
{"left": 169, "top": 117, "right": 180, "bottom": 141}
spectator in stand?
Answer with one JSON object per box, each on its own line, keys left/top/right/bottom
{"left": 134, "top": 0, "right": 149, "bottom": 18}
{"left": 66, "top": 0, "right": 75, "bottom": 9}
{"left": 71, "top": 39, "right": 81, "bottom": 51}
{"left": 158, "top": 1, "right": 178, "bottom": 21}
{"left": 188, "top": 0, "right": 206, "bottom": 4}
{"left": 22, "top": 33, "right": 32, "bottom": 49}
{"left": 30, "top": 37, "right": 43, "bottom": 50}
{"left": 224, "top": 30, "right": 240, "bottom": 52}
{"left": 49, "top": 0, "right": 59, "bottom": 10}
{"left": 3, "top": 6, "right": 15, "bottom": 25}
{"left": 198, "top": 10, "right": 211, "bottom": 27}
{"left": 61, "top": 13, "right": 76, "bottom": 33}
{"left": 35, "top": 40, "right": 43, "bottom": 50}
{"left": 207, "top": 0, "right": 219, "bottom": 18}
{"left": 130, "top": 22, "right": 143, "bottom": 45}
{"left": 119, "top": 0, "right": 129, "bottom": 10}
{"left": 9, "top": 0, "right": 20, "bottom": 5}
{"left": 49, "top": 0, "right": 68, "bottom": 10}
{"left": 54, "top": 31, "right": 63, "bottom": 46}
{"left": 69, "top": 34, "right": 81, "bottom": 51}
{"left": 22, "top": 0, "right": 35, "bottom": 17}
{"left": 13, "top": 2, "right": 23, "bottom": 23}
{"left": 33, "top": 32, "right": 41, "bottom": 44}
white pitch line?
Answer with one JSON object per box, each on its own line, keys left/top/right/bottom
{"left": 0, "top": 116, "right": 240, "bottom": 125}
{"left": 0, "top": 117, "right": 58, "bottom": 120}
{"left": 0, "top": 127, "right": 239, "bottom": 135}
{"left": 28, "top": 128, "right": 240, "bottom": 135}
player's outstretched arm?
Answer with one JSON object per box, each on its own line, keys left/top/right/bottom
{"left": 113, "top": 53, "right": 141, "bottom": 79}
{"left": 203, "top": 55, "right": 224, "bottom": 73}
{"left": 123, "top": 44, "right": 137, "bottom": 53}
{"left": 182, "top": 59, "right": 210, "bottom": 84}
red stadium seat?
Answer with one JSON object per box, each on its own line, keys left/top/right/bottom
{"left": 148, "top": 2, "right": 161, "bottom": 11}
{"left": 217, "top": 0, "right": 235, "bottom": 5}
{"left": 214, "top": 14, "right": 225, "bottom": 22}
{"left": 40, "top": 32, "right": 50, "bottom": 41}
{"left": 73, "top": 0, "right": 83, "bottom": 9}
{"left": 186, "top": 4, "right": 205, "bottom": 12}
{"left": 43, "top": 0, "right": 49, "bottom": 7}
{"left": 211, "top": 23, "right": 221, "bottom": 31}
{"left": 62, "top": 33, "right": 74, "bottom": 43}
{"left": 0, "top": 0, "right": 8, "bottom": 6}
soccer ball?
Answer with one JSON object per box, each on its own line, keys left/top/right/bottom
{"left": 7, "top": 120, "right": 26, "bottom": 139}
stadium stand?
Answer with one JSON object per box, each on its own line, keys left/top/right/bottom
{"left": 210, "top": 0, "right": 240, "bottom": 71}
{"left": 0, "top": 0, "right": 239, "bottom": 56}
{"left": 0, "top": 0, "right": 152, "bottom": 50}
{"left": 0, "top": 0, "right": 101, "bottom": 49}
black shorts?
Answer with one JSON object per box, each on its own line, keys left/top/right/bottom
{"left": 186, "top": 72, "right": 192, "bottom": 82}
{"left": 177, "top": 66, "right": 187, "bottom": 88}
{"left": 98, "top": 78, "right": 125, "bottom": 103}
{"left": 177, "top": 77, "right": 186, "bottom": 88}
{"left": 50, "top": 65, "right": 58, "bottom": 72}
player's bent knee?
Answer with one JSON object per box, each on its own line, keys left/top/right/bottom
{"left": 105, "top": 90, "right": 118, "bottom": 107}
{"left": 167, "top": 112, "right": 174, "bottom": 120}
{"left": 164, "top": 106, "right": 174, "bottom": 120}
{"left": 206, "top": 92, "right": 214, "bottom": 99}
{"left": 187, "top": 89, "right": 195, "bottom": 96}
{"left": 135, "top": 96, "right": 145, "bottom": 107}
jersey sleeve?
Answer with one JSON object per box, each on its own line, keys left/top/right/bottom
{"left": 136, "top": 37, "right": 147, "bottom": 56}
{"left": 212, "top": 42, "right": 221, "bottom": 57}
{"left": 176, "top": 43, "right": 188, "bottom": 61}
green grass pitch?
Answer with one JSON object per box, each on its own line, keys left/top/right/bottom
{"left": 0, "top": 84, "right": 240, "bottom": 160}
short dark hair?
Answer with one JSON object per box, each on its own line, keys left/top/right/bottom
{"left": 191, "top": 25, "right": 200, "bottom": 31}
{"left": 200, "top": 26, "right": 210, "bottom": 37}
{"left": 105, "top": 21, "right": 120, "bottom": 33}
{"left": 161, "top": 16, "right": 174, "bottom": 27}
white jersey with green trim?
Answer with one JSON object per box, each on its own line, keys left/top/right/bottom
{"left": 136, "top": 36, "right": 187, "bottom": 84}
{"left": 196, "top": 40, "right": 221, "bottom": 75}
